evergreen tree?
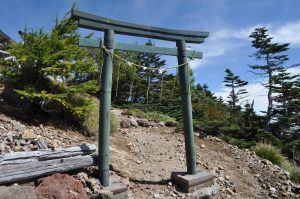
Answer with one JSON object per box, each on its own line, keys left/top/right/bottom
{"left": 1, "top": 16, "right": 98, "bottom": 118}
{"left": 243, "top": 100, "right": 254, "bottom": 128}
{"left": 223, "top": 68, "right": 248, "bottom": 124}
{"left": 273, "top": 68, "right": 300, "bottom": 137}
{"left": 249, "top": 27, "right": 289, "bottom": 131}
{"left": 138, "top": 40, "right": 166, "bottom": 104}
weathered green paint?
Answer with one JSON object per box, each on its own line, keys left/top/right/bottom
{"left": 99, "top": 29, "right": 114, "bottom": 187}
{"left": 79, "top": 37, "right": 203, "bottom": 59}
{"left": 72, "top": 9, "right": 209, "bottom": 37}
{"left": 79, "top": 37, "right": 101, "bottom": 48}
{"left": 177, "top": 40, "right": 197, "bottom": 175}
{"left": 71, "top": 9, "right": 209, "bottom": 44}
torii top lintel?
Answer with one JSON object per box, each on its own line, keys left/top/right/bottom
{"left": 71, "top": 9, "right": 209, "bottom": 44}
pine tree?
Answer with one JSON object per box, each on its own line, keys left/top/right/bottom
{"left": 243, "top": 100, "right": 254, "bottom": 128}
{"left": 1, "top": 16, "right": 98, "bottom": 118}
{"left": 138, "top": 40, "right": 165, "bottom": 104}
{"left": 249, "top": 27, "right": 289, "bottom": 131}
{"left": 223, "top": 68, "right": 248, "bottom": 124}
{"left": 273, "top": 68, "right": 300, "bottom": 137}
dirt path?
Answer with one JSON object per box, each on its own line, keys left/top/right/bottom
{"left": 110, "top": 124, "right": 297, "bottom": 198}
{"left": 0, "top": 107, "right": 298, "bottom": 198}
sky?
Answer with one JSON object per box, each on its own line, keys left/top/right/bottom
{"left": 1, "top": 0, "right": 300, "bottom": 113}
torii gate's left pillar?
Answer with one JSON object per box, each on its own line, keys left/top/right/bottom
{"left": 99, "top": 29, "right": 114, "bottom": 187}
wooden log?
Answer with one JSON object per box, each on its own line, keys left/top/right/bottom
{"left": 0, "top": 144, "right": 96, "bottom": 165}
{"left": 0, "top": 154, "right": 97, "bottom": 185}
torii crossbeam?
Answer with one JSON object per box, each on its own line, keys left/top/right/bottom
{"left": 71, "top": 9, "right": 214, "bottom": 193}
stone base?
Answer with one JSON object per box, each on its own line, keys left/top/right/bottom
{"left": 98, "top": 183, "right": 128, "bottom": 199}
{"left": 171, "top": 171, "right": 215, "bottom": 193}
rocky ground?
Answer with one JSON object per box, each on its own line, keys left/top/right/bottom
{"left": 1, "top": 107, "right": 300, "bottom": 198}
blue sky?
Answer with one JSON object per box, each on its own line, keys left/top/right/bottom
{"left": 1, "top": 0, "right": 300, "bottom": 113}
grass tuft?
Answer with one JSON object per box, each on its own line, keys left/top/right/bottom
{"left": 82, "top": 97, "right": 118, "bottom": 136}
{"left": 253, "top": 143, "right": 285, "bottom": 166}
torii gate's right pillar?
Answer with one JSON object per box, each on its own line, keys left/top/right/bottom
{"left": 171, "top": 40, "right": 215, "bottom": 193}
{"left": 176, "top": 40, "right": 197, "bottom": 175}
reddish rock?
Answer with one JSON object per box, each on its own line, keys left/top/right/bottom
{"left": 35, "top": 173, "right": 88, "bottom": 199}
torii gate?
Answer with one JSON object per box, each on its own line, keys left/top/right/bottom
{"left": 71, "top": 9, "right": 214, "bottom": 193}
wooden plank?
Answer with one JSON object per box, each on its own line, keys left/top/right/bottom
{"left": 79, "top": 38, "right": 203, "bottom": 59}
{"left": 0, "top": 144, "right": 96, "bottom": 165}
{"left": 78, "top": 19, "right": 206, "bottom": 44}
{"left": 0, "top": 154, "right": 96, "bottom": 184}
{"left": 71, "top": 9, "right": 209, "bottom": 39}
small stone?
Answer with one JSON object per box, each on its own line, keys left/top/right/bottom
{"left": 136, "top": 160, "right": 142, "bottom": 164}
{"left": 6, "top": 134, "right": 13, "bottom": 142}
{"left": 76, "top": 172, "right": 88, "bottom": 185}
{"left": 23, "top": 129, "right": 37, "bottom": 140}
{"left": 200, "top": 144, "right": 206, "bottom": 148}
{"left": 13, "top": 124, "right": 25, "bottom": 132}
{"left": 218, "top": 177, "right": 225, "bottom": 182}
{"left": 153, "top": 193, "right": 160, "bottom": 198}
{"left": 225, "top": 175, "right": 230, "bottom": 180}
{"left": 18, "top": 139, "right": 27, "bottom": 146}
{"left": 0, "top": 143, "right": 6, "bottom": 152}
{"left": 226, "top": 188, "right": 235, "bottom": 195}
{"left": 86, "top": 178, "right": 100, "bottom": 189}
{"left": 269, "top": 186, "right": 276, "bottom": 193}
{"left": 281, "top": 192, "right": 288, "bottom": 197}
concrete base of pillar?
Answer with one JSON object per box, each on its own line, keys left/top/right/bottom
{"left": 171, "top": 170, "right": 215, "bottom": 193}
{"left": 97, "top": 183, "right": 128, "bottom": 199}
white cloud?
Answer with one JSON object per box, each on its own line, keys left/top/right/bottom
{"left": 190, "top": 20, "right": 300, "bottom": 70}
{"left": 287, "top": 67, "right": 300, "bottom": 75}
{"left": 270, "top": 20, "right": 300, "bottom": 47}
{"left": 214, "top": 82, "right": 268, "bottom": 115}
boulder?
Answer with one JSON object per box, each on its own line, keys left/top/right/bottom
{"left": 35, "top": 173, "right": 88, "bottom": 199}
{"left": 129, "top": 117, "right": 139, "bottom": 128}
{"left": 136, "top": 119, "right": 151, "bottom": 127}
{"left": 120, "top": 118, "right": 131, "bottom": 128}
{"left": 165, "top": 121, "right": 177, "bottom": 127}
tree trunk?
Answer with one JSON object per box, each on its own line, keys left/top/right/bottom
{"left": 128, "top": 81, "right": 133, "bottom": 102}
{"left": 115, "top": 63, "right": 120, "bottom": 101}
{"left": 146, "top": 71, "right": 151, "bottom": 104}
{"left": 266, "top": 55, "right": 273, "bottom": 131}
{"left": 231, "top": 80, "right": 237, "bottom": 124}
{"left": 159, "top": 74, "right": 164, "bottom": 104}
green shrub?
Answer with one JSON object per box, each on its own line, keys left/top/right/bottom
{"left": 219, "top": 125, "right": 245, "bottom": 139}
{"left": 110, "top": 112, "right": 118, "bottom": 135}
{"left": 282, "top": 139, "right": 300, "bottom": 159}
{"left": 82, "top": 97, "right": 118, "bottom": 136}
{"left": 145, "top": 111, "right": 176, "bottom": 123}
{"left": 289, "top": 165, "right": 300, "bottom": 183}
{"left": 281, "top": 161, "right": 300, "bottom": 183}
{"left": 221, "top": 135, "right": 256, "bottom": 148}
{"left": 127, "top": 108, "right": 145, "bottom": 118}
{"left": 253, "top": 143, "right": 285, "bottom": 166}
{"left": 255, "top": 129, "right": 282, "bottom": 147}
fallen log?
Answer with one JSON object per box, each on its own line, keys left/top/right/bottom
{"left": 0, "top": 144, "right": 96, "bottom": 165}
{"left": 0, "top": 144, "right": 97, "bottom": 185}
